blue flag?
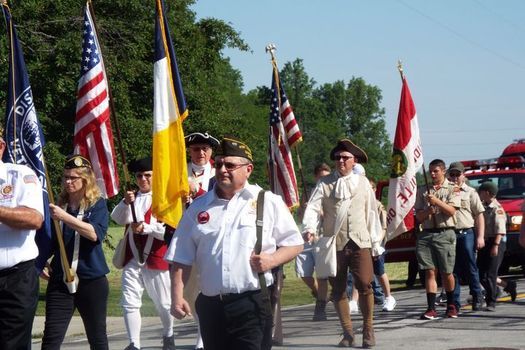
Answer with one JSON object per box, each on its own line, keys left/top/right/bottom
{"left": 2, "top": 3, "right": 52, "bottom": 271}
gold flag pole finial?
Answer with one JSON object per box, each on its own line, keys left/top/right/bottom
{"left": 265, "top": 43, "right": 277, "bottom": 62}
{"left": 397, "top": 59, "right": 405, "bottom": 80}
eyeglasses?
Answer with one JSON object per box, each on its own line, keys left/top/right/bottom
{"left": 135, "top": 173, "right": 152, "bottom": 179}
{"left": 64, "top": 176, "right": 82, "bottom": 182}
{"left": 189, "top": 146, "right": 211, "bottom": 153}
{"left": 335, "top": 155, "right": 354, "bottom": 161}
{"left": 214, "top": 161, "right": 250, "bottom": 171}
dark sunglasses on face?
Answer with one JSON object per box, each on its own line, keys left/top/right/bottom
{"left": 448, "top": 172, "right": 462, "bottom": 178}
{"left": 335, "top": 155, "right": 354, "bottom": 161}
{"left": 64, "top": 176, "right": 82, "bottom": 182}
{"left": 214, "top": 161, "right": 249, "bottom": 171}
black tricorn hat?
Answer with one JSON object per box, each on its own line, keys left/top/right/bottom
{"left": 185, "top": 132, "right": 219, "bottom": 148}
{"left": 128, "top": 157, "right": 152, "bottom": 173}
{"left": 64, "top": 154, "right": 92, "bottom": 169}
{"left": 215, "top": 136, "right": 253, "bottom": 162}
{"left": 329, "top": 139, "right": 368, "bottom": 163}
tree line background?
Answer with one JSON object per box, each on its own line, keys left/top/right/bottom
{"left": 0, "top": 0, "right": 393, "bottom": 206}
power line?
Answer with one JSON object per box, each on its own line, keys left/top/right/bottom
{"left": 396, "top": 0, "right": 525, "bottom": 70}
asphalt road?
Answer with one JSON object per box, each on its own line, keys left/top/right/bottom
{"left": 32, "top": 277, "right": 525, "bottom": 349}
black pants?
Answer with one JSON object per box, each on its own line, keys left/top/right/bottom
{"left": 477, "top": 239, "right": 506, "bottom": 306}
{"left": 196, "top": 290, "right": 271, "bottom": 350}
{"left": 0, "top": 260, "right": 38, "bottom": 350}
{"left": 41, "top": 276, "right": 109, "bottom": 350}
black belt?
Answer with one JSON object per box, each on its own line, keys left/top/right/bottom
{"left": 203, "top": 289, "right": 261, "bottom": 304}
{"left": 421, "top": 227, "right": 454, "bottom": 233}
{"left": 0, "top": 259, "right": 35, "bottom": 277}
{"left": 455, "top": 228, "right": 473, "bottom": 234}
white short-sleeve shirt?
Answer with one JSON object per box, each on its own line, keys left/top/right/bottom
{"left": 0, "top": 162, "right": 44, "bottom": 269}
{"left": 164, "top": 183, "right": 303, "bottom": 296}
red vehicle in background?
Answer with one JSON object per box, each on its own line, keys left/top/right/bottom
{"left": 377, "top": 139, "right": 525, "bottom": 274}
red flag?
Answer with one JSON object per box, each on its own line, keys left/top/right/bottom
{"left": 268, "top": 66, "right": 301, "bottom": 208}
{"left": 386, "top": 77, "right": 424, "bottom": 240}
{"left": 74, "top": 4, "right": 119, "bottom": 198}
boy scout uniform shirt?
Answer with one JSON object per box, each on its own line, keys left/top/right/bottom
{"left": 455, "top": 183, "right": 485, "bottom": 229}
{"left": 164, "top": 183, "right": 303, "bottom": 297}
{"left": 0, "top": 162, "right": 44, "bottom": 269}
{"left": 415, "top": 179, "right": 461, "bottom": 229}
{"left": 483, "top": 199, "right": 506, "bottom": 238}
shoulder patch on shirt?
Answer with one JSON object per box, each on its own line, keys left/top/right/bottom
{"left": 1, "top": 184, "right": 13, "bottom": 195}
{"left": 23, "top": 174, "right": 38, "bottom": 184}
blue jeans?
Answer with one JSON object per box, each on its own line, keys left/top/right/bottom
{"left": 453, "top": 228, "right": 482, "bottom": 305}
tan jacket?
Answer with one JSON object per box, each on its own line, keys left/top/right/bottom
{"left": 303, "top": 171, "right": 383, "bottom": 254}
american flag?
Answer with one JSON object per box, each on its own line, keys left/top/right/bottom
{"left": 268, "top": 68, "right": 302, "bottom": 208}
{"left": 74, "top": 4, "right": 119, "bottom": 198}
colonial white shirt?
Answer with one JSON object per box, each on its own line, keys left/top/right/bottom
{"left": 0, "top": 162, "right": 44, "bottom": 269}
{"left": 165, "top": 183, "right": 303, "bottom": 296}
{"left": 111, "top": 191, "right": 164, "bottom": 240}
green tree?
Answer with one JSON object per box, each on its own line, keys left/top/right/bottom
{"left": 0, "top": 0, "right": 250, "bottom": 197}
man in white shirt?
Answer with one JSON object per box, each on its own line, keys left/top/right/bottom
{"left": 111, "top": 157, "right": 175, "bottom": 350}
{"left": 166, "top": 136, "right": 303, "bottom": 350}
{"left": 0, "top": 129, "right": 44, "bottom": 349}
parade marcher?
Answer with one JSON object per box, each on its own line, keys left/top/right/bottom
{"left": 296, "top": 163, "right": 331, "bottom": 321}
{"left": 447, "top": 161, "right": 485, "bottom": 311}
{"left": 0, "top": 129, "right": 44, "bottom": 350}
{"left": 182, "top": 131, "right": 219, "bottom": 350}
{"left": 185, "top": 132, "right": 219, "bottom": 204}
{"left": 41, "top": 155, "right": 110, "bottom": 349}
{"left": 111, "top": 157, "right": 175, "bottom": 350}
{"left": 302, "top": 139, "right": 384, "bottom": 348}
{"left": 166, "top": 136, "right": 303, "bottom": 350}
{"left": 415, "top": 159, "right": 461, "bottom": 320}
{"left": 369, "top": 179, "right": 397, "bottom": 312}
{"left": 477, "top": 181, "right": 507, "bottom": 311}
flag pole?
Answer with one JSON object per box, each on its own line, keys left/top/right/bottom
{"left": 398, "top": 60, "right": 436, "bottom": 228}
{"left": 266, "top": 44, "right": 308, "bottom": 208}
{"left": 3, "top": 0, "right": 18, "bottom": 163}
{"left": 86, "top": 0, "right": 138, "bottom": 221}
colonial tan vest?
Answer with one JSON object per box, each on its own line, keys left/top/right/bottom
{"left": 319, "top": 173, "right": 372, "bottom": 250}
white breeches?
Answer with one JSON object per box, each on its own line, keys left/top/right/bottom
{"left": 121, "top": 259, "right": 174, "bottom": 346}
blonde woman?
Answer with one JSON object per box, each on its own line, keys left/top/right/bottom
{"left": 41, "top": 155, "right": 110, "bottom": 350}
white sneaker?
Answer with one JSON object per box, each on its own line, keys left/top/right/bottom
{"left": 349, "top": 300, "right": 359, "bottom": 314}
{"left": 382, "top": 296, "right": 397, "bottom": 311}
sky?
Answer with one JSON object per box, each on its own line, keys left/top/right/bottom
{"left": 190, "top": 0, "right": 525, "bottom": 167}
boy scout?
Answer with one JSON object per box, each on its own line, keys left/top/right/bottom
{"left": 415, "top": 159, "right": 461, "bottom": 319}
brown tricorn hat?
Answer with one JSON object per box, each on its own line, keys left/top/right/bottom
{"left": 329, "top": 139, "right": 368, "bottom": 163}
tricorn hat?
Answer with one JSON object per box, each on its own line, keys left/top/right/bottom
{"left": 185, "top": 132, "right": 219, "bottom": 148}
{"left": 128, "top": 157, "right": 152, "bottom": 173}
{"left": 215, "top": 136, "right": 253, "bottom": 162}
{"left": 329, "top": 139, "right": 368, "bottom": 163}
{"left": 64, "top": 154, "right": 92, "bottom": 169}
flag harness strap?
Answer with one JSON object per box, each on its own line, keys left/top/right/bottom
{"left": 255, "top": 190, "right": 272, "bottom": 316}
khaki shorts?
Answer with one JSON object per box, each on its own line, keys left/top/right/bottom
{"left": 416, "top": 228, "right": 456, "bottom": 273}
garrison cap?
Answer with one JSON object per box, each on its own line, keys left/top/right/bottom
{"left": 215, "top": 136, "right": 253, "bottom": 162}
{"left": 478, "top": 181, "right": 498, "bottom": 196}
{"left": 64, "top": 154, "right": 92, "bottom": 169}
{"left": 128, "top": 157, "right": 152, "bottom": 173}
{"left": 330, "top": 139, "right": 368, "bottom": 163}
{"left": 448, "top": 162, "right": 465, "bottom": 173}
{"left": 185, "top": 132, "right": 219, "bottom": 148}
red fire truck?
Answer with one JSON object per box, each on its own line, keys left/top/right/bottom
{"left": 379, "top": 139, "right": 525, "bottom": 273}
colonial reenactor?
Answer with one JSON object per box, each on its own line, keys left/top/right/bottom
{"left": 111, "top": 157, "right": 175, "bottom": 350}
